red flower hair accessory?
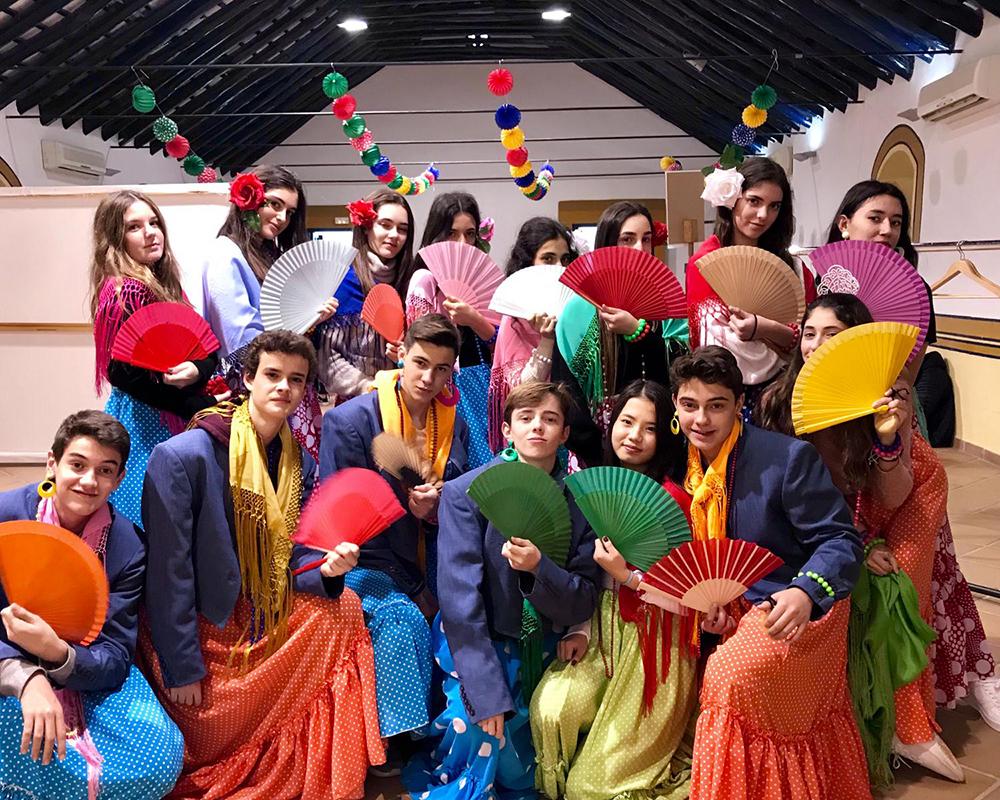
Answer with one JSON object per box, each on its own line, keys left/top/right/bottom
{"left": 229, "top": 173, "right": 266, "bottom": 211}
{"left": 652, "top": 221, "right": 669, "bottom": 247}
{"left": 348, "top": 199, "right": 378, "bottom": 228}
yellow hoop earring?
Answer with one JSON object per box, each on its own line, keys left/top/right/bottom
{"left": 37, "top": 477, "right": 56, "bottom": 498}
{"left": 670, "top": 412, "right": 681, "bottom": 436}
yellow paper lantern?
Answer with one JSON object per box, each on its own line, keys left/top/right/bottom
{"left": 509, "top": 162, "right": 533, "bottom": 179}
{"left": 396, "top": 176, "right": 412, "bottom": 195}
{"left": 500, "top": 127, "right": 525, "bottom": 150}
{"left": 742, "top": 105, "right": 767, "bottom": 129}
{"left": 520, "top": 180, "right": 538, "bottom": 195}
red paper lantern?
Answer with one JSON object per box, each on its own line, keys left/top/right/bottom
{"left": 506, "top": 147, "right": 529, "bottom": 167}
{"left": 164, "top": 135, "right": 190, "bottom": 159}
{"left": 488, "top": 68, "right": 514, "bottom": 96}
{"left": 377, "top": 164, "right": 398, "bottom": 184}
{"left": 197, "top": 166, "right": 218, "bottom": 183}
{"left": 332, "top": 94, "right": 357, "bottom": 120}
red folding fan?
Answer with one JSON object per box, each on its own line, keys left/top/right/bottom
{"left": 641, "top": 538, "right": 784, "bottom": 613}
{"left": 0, "top": 521, "right": 109, "bottom": 645}
{"left": 419, "top": 241, "right": 505, "bottom": 325}
{"left": 362, "top": 283, "right": 405, "bottom": 343}
{"left": 111, "top": 302, "right": 220, "bottom": 373}
{"left": 291, "top": 468, "right": 406, "bottom": 574}
{"left": 558, "top": 247, "right": 687, "bottom": 320}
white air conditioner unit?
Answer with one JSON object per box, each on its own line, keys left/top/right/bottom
{"left": 917, "top": 54, "right": 1000, "bottom": 122}
{"left": 40, "top": 140, "right": 108, "bottom": 181}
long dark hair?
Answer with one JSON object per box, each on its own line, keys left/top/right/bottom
{"left": 352, "top": 188, "right": 416, "bottom": 298}
{"left": 594, "top": 201, "right": 653, "bottom": 250}
{"left": 824, "top": 179, "right": 918, "bottom": 267}
{"left": 419, "top": 191, "right": 481, "bottom": 248}
{"left": 504, "top": 216, "right": 577, "bottom": 275}
{"left": 714, "top": 157, "right": 794, "bottom": 266}
{"left": 605, "top": 379, "right": 686, "bottom": 485}
{"left": 218, "top": 165, "right": 307, "bottom": 281}
{"left": 756, "top": 293, "right": 876, "bottom": 490}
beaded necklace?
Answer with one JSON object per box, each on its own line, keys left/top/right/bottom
{"left": 394, "top": 382, "right": 439, "bottom": 467}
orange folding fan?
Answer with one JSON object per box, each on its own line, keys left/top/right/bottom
{"left": 641, "top": 538, "right": 783, "bottom": 613}
{"left": 111, "top": 302, "right": 220, "bottom": 373}
{"left": 362, "top": 283, "right": 405, "bottom": 343}
{"left": 0, "top": 521, "right": 109, "bottom": 645}
{"left": 291, "top": 468, "right": 406, "bottom": 574}
{"left": 559, "top": 246, "right": 687, "bottom": 320}
{"left": 419, "top": 241, "right": 505, "bottom": 325}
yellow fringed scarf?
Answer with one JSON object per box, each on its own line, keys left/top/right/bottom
{"left": 228, "top": 401, "right": 302, "bottom": 666}
{"left": 684, "top": 419, "right": 742, "bottom": 543}
{"left": 371, "top": 369, "right": 456, "bottom": 480}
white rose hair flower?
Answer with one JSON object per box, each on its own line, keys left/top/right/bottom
{"left": 701, "top": 167, "right": 746, "bottom": 209}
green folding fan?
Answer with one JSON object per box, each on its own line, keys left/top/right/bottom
{"left": 466, "top": 461, "right": 572, "bottom": 567}
{"left": 565, "top": 467, "right": 692, "bottom": 571}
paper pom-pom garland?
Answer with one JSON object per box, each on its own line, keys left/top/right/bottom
{"left": 488, "top": 68, "right": 514, "bottom": 96}
{"left": 152, "top": 116, "right": 178, "bottom": 143}
{"left": 741, "top": 105, "right": 768, "bottom": 129}
{"left": 131, "top": 85, "right": 155, "bottom": 113}
{"left": 751, "top": 84, "right": 778, "bottom": 111}
{"left": 488, "top": 69, "right": 556, "bottom": 202}
{"left": 321, "top": 70, "right": 438, "bottom": 196}
{"left": 730, "top": 124, "right": 756, "bottom": 148}
{"left": 197, "top": 166, "right": 218, "bottom": 183}
{"left": 164, "top": 135, "right": 190, "bottom": 159}
{"left": 660, "top": 156, "right": 683, "bottom": 171}
{"left": 701, "top": 83, "right": 779, "bottom": 176}
{"left": 183, "top": 154, "right": 205, "bottom": 177}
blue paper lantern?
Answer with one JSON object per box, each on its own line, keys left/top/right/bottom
{"left": 370, "top": 156, "right": 392, "bottom": 176}
{"left": 494, "top": 104, "right": 522, "bottom": 130}
{"left": 513, "top": 170, "right": 536, "bottom": 188}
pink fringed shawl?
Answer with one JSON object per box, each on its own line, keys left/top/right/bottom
{"left": 487, "top": 316, "right": 539, "bottom": 452}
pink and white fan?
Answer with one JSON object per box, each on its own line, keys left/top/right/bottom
{"left": 807, "top": 240, "right": 929, "bottom": 363}
{"left": 488, "top": 264, "right": 576, "bottom": 320}
{"left": 419, "top": 241, "right": 505, "bottom": 325}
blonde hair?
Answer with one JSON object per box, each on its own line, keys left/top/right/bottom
{"left": 88, "top": 190, "right": 186, "bottom": 319}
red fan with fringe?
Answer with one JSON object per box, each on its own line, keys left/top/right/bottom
{"left": 111, "top": 302, "right": 220, "bottom": 373}
{"left": 291, "top": 468, "right": 405, "bottom": 574}
{"left": 559, "top": 247, "right": 687, "bottom": 320}
{"left": 0, "top": 521, "right": 109, "bottom": 645}
{"left": 641, "top": 538, "right": 784, "bottom": 613}
{"left": 362, "top": 283, "right": 405, "bottom": 343}
{"left": 419, "top": 241, "right": 505, "bottom": 325}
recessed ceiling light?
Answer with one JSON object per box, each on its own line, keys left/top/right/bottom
{"left": 338, "top": 17, "right": 368, "bottom": 32}
{"left": 541, "top": 8, "right": 571, "bottom": 21}
{"left": 480, "top": 33, "right": 489, "bottom": 39}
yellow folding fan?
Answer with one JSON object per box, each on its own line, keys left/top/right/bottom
{"left": 791, "top": 322, "right": 919, "bottom": 435}
{"left": 695, "top": 245, "right": 806, "bottom": 325}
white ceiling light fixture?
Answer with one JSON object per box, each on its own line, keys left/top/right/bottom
{"left": 338, "top": 17, "right": 368, "bottom": 32}
{"left": 541, "top": 8, "right": 572, "bottom": 22}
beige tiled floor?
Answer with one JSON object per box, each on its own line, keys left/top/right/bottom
{"left": 3, "top": 453, "right": 999, "bottom": 799}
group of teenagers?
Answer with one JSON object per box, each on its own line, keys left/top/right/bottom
{"left": 1, "top": 154, "right": 999, "bottom": 800}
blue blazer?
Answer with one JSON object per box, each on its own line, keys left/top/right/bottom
{"left": 141, "top": 428, "right": 341, "bottom": 688}
{"left": 320, "top": 390, "right": 470, "bottom": 597}
{"left": 0, "top": 484, "right": 144, "bottom": 693}
{"left": 436, "top": 456, "right": 600, "bottom": 723}
{"left": 728, "top": 424, "right": 863, "bottom": 617}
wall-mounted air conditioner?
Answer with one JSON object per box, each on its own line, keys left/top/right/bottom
{"left": 917, "top": 54, "right": 1000, "bottom": 122}
{"left": 40, "top": 140, "right": 108, "bottom": 181}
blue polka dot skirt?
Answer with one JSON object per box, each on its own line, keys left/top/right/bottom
{"left": 104, "top": 389, "right": 172, "bottom": 530}
{"left": 456, "top": 364, "right": 494, "bottom": 470}
{"left": 0, "top": 665, "right": 183, "bottom": 799}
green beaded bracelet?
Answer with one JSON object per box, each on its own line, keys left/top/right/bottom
{"left": 863, "top": 538, "right": 887, "bottom": 558}
{"left": 797, "top": 570, "right": 836, "bottom": 598}
{"left": 624, "top": 318, "right": 647, "bottom": 342}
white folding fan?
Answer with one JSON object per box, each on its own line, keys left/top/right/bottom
{"left": 260, "top": 240, "right": 357, "bottom": 334}
{"left": 488, "top": 264, "right": 576, "bottom": 320}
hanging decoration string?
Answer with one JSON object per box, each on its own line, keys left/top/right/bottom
{"left": 487, "top": 66, "right": 555, "bottom": 202}
{"left": 321, "top": 66, "right": 438, "bottom": 196}
{"left": 129, "top": 67, "right": 218, "bottom": 183}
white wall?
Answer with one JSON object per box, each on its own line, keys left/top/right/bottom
{"left": 262, "top": 62, "right": 717, "bottom": 262}
{"left": 782, "top": 14, "right": 1000, "bottom": 321}
{"left": 0, "top": 103, "right": 195, "bottom": 187}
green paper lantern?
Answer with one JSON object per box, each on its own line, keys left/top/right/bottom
{"left": 387, "top": 173, "right": 404, "bottom": 190}
{"left": 342, "top": 114, "right": 366, "bottom": 139}
{"left": 182, "top": 154, "right": 205, "bottom": 176}
{"left": 131, "top": 85, "right": 155, "bottom": 113}
{"left": 360, "top": 146, "right": 382, "bottom": 167}
{"left": 152, "top": 116, "right": 178, "bottom": 143}
{"left": 322, "top": 71, "right": 349, "bottom": 99}
{"left": 751, "top": 83, "right": 778, "bottom": 110}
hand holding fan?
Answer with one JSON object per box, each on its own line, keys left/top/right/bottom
{"left": 260, "top": 240, "right": 357, "bottom": 334}
{"left": 791, "top": 322, "right": 919, "bottom": 436}
{"left": 694, "top": 245, "right": 805, "bottom": 325}
{"left": 808, "top": 240, "right": 929, "bottom": 362}
{"left": 0, "top": 521, "right": 109, "bottom": 645}
{"left": 489, "top": 264, "right": 575, "bottom": 320}
{"left": 419, "top": 241, "right": 505, "bottom": 325}
{"left": 362, "top": 284, "right": 405, "bottom": 342}
{"left": 641, "top": 538, "right": 784, "bottom": 613}
{"left": 292, "top": 468, "right": 405, "bottom": 574}
{"left": 372, "top": 432, "right": 429, "bottom": 490}
{"left": 111, "top": 302, "right": 220, "bottom": 373}
{"left": 466, "top": 461, "right": 572, "bottom": 566}
{"left": 565, "top": 467, "right": 691, "bottom": 571}
{"left": 559, "top": 247, "right": 686, "bottom": 321}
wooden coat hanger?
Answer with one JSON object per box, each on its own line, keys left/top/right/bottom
{"left": 930, "top": 242, "right": 1000, "bottom": 298}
